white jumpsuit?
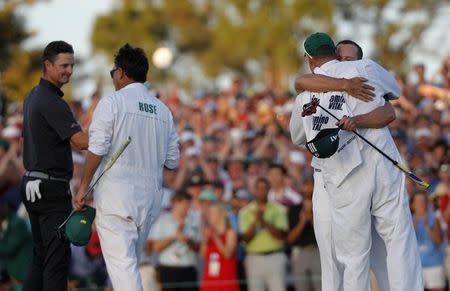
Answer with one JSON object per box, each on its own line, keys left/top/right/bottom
{"left": 291, "top": 95, "right": 389, "bottom": 291}
{"left": 289, "top": 59, "right": 423, "bottom": 290}
{"left": 89, "top": 82, "right": 180, "bottom": 291}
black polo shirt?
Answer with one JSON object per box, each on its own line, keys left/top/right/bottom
{"left": 288, "top": 203, "right": 317, "bottom": 247}
{"left": 22, "top": 78, "right": 81, "bottom": 180}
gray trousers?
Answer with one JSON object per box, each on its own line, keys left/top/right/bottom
{"left": 245, "top": 252, "right": 287, "bottom": 291}
{"left": 291, "top": 245, "right": 321, "bottom": 291}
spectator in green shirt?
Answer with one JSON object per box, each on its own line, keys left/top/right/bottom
{"left": 239, "top": 177, "right": 288, "bottom": 291}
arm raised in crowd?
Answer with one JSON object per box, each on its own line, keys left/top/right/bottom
{"left": 151, "top": 236, "right": 176, "bottom": 252}
{"left": 240, "top": 219, "right": 259, "bottom": 243}
{"left": 425, "top": 218, "right": 443, "bottom": 245}
{"left": 240, "top": 209, "right": 262, "bottom": 243}
{"left": 202, "top": 227, "right": 237, "bottom": 259}
{"left": 214, "top": 229, "right": 237, "bottom": 259}
{"left": 287, "top": 202, "right": 313, "bottom": 245}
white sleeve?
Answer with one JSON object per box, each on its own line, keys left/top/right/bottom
{"left": 88, "top": 95, "right": 116, "bottom": 156}
{"left": 289, "top": 93, "right": 307, "bottom": 147}
{"left": 365, "top": 60, "right": 400, "bottom": 100}
{"left": 164, "top": 111, "right": 180, "bottom": 169}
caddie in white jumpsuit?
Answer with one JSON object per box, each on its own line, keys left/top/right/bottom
{"left": 293, "top": 40, "right": 394, "bottom": 291}
{"left": 74, "top": 44, "right": 180, "bottom": 291}
{"left": 289, "top": 32, "right": 422, "bottom": 291}
{"left": 291, "top": 94, "right": 392, "bottom": 291}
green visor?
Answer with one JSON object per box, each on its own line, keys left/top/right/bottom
{"left": 306, "top": 128, "right": 340, "bottom": 159}
{"left": 65, "top": 206, "right": 96, "bottom": 246}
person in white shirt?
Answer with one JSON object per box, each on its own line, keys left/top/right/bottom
{"left": 74, "top": 44, "right": 180, "bottom": 291}
{"left": 149, "top": 191, "right": 202, "bottom": 291}
{"left": 289, "top": 32, "right": 422, "bottom": 291}
{"left": 293, "top": 39, "right": 394, "bottom": 291}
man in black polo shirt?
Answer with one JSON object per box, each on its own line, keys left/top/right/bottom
{"left": 287, "top": 180, "right": 321, "bottom": 291}
{"left": 21, "top": 40, "right": 88, "bottom": 291}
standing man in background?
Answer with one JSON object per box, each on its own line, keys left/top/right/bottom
{"left": 21, "top": 40, "right": 88, "bottom": 291}
{"left": 239, "top": 176, "right": 288, "bottom": 291}
{"left": 74, "top": 43, "right": 180, "bottom": 291}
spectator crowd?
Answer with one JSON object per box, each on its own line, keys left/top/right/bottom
{"left": 0, "top": 55, "right": 449, "bottom": 291}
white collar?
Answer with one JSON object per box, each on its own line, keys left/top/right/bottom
{"left": 121, "top": 82, "right": 147, "bottom": 91}
{"left": 313, "top": 59, "right": 339, "bottom": 74}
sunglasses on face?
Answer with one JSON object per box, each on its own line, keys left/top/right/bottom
{"left": 110, "top": 68, "right": 118, "bottom": 78}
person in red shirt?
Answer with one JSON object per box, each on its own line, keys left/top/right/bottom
{"left": 437, "top": 162, "right": 450, "bottom": 280}
{"left": 200, "top": 203, "right": 238, "bottom": 291}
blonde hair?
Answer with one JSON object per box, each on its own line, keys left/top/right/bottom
{"left": 207, "top": 203, "right": 230, "bottom": 230}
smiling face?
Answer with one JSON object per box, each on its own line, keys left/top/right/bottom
{"left": 336, "top": 43, "right": 358, "bottom": 61}
{"left": 44, "top": 53, "right": 74, "bottom": 88}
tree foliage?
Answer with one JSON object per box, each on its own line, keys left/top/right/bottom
{"left": 335, "top": 0, "right": 447, "bottom": 72}
{"left": 0, "top": 0, "right": 32, "bottom": 70}
{"left": 0, "top": 0, "right": 44, "bottom": 102}
{"left": 92, "top": 0, "right": 448, "bottom": 88}
{"left": 1, "top": 49, "right": 42, "bottom": 102}
{"left": 91, "top": 0, "right": 335, "bottom": 90}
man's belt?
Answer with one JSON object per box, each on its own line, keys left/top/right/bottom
{"left": 25, "top": 171, "right": 69, "bottom": 183}
{"left": 249, "top": 249, "right": 283, "bottom": 256}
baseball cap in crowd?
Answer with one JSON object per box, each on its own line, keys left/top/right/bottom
{"left": 304, "top": 32, "right": 336, "bottom": 57}
{"left": 65, "top": 206, "right": 96, "bottom": 246}
{"left": 440, "top": 164, "right": 450, "bottom": 173}
{"left": 180, "top": 131, "right": 195, "bottom": 143}
{"left": 414, "top": 128, "right": 432, "bottom": 139}
{"left": 234, "top": 189, "right": 253, "bottom": 201}
{"left": 186, "top": 175, "right": 206, "bottom": 188}
{"left": 306, "top": 128, "right": 340, "bottom": 158}
{"left": 199, "top": 190, "right": 217, "bottom": 202}
{"left": 185, "top": 146, "right": 201, "bottom": 157}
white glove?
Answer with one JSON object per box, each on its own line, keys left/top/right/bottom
{"left": 26, "top": 179, "right": 42, "bottom": 203}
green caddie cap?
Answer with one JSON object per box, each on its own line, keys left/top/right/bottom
{"left": 65, "top": 206, "right": 96, "bottom": 246}
{"left": 304, "top": 32, "right": 336, "bottom": 57}
{"left": 306, "top": 128, "right": 340, "bottom": 158}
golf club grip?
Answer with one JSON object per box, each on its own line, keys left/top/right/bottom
{"left": 105, "top": 136, "right": 132, "bottom": 171}
{"left": 83, "top": 136, "right": 132, "bottom": 198}
{"left": 396, "top": 163, "right": 431, "bottom": 188}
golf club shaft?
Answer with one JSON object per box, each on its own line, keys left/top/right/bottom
{"left": 57, "top": 137, "right": 132, "bottom": 229}
{"left": 317, "top": 104, "right": 429, "bottom": 188}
